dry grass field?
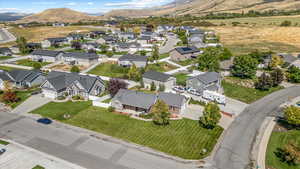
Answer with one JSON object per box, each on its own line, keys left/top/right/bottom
{"left": 8, "top": 26, "right": 100, "bottom": 42}
{"left": 205, "top": 26, "right": 300, "bottom": 55}
{"left": 50, "top": 64, "right": 88, "bottom": 72}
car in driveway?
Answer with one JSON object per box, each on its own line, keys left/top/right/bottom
{"left": 187, "top": 88, "right": 202, "bottom": 96}
{"left": 0, "top": 148, "right": 6, "bottom": 155}
{"left": 172, "top": 86, "right": 185, "bottom": 93}
{"left": 37, "top": 118, "right": 52, "bottom": 125}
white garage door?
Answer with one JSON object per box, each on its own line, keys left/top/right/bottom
{"left": 42, "top": 90, "right": 56, "bottom": 99}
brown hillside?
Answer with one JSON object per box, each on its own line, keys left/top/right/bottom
{"left": 18, "top": 8, "right": 101, "bottom": 23}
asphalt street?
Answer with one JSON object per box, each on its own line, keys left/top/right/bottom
{"left": 211, "top": 85, "right": 300, "bottom": 169}
{"left": 0, "top": 112, "right": 198, "bottom": 169}
{"left": 159, "top": 34, "right": 179, "bottom": 54}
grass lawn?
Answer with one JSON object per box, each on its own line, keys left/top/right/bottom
{"left": 0, "top": 56, "right": 13, "bottom": 60}
{"left": 266, "top": 130, "right": 300, "bottom": 169}
{"left": 158, "top": 53, "right": 170, "bottom": 60}
{"left": 102, "top": 98, "right": 112, "bottom": 103}
{"left": 174, "top": 73, "right": 188, "bottom": 86}
{"left": 146, "top": 62, "right": 178, "bottom": 72}
{"left": 16, "top": 59, "right": 51, "bottom": 67}
{"left": 30, "top": 101, "right": 223, "bottom": 159}
{"left": 222, "top": 80, "right": 283, "bottom": 104}
{"left": 32, "top": 165, "right": 45, "bottom": 169}
{"left": 0, "top": 87, "right": 40, "bottom": 108}
{"left": 174, "top": 59, "right": 195, "bottom": 66}
{"left": 0, "top": 140, "right": 9, "bottom": 145}
{"left": 88, "top": 63, "right": 129, "bottom": 78}
{"left": 0, "top": 66, "right": 20, "bottom": 71}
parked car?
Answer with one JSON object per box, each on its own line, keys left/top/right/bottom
{"left": 172, "top": 86, "right": 185, "bottom": 93}
{"left": 37, "top": 118, "right": 52, "bottom": 125}
{"left": 0, "top": 148, "right": 6, "bottom": 155}
{"left": 187, "top": 88, "right": 201, "bottom": 96}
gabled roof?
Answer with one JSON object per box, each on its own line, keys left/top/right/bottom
{"left": 175, "top": 46, "right": 200, "bottom": 55}
{"left": 188, "top": 72, "right": 220, "bottom": 85}
{"left": 188, "top": 29, "right": 204, "bottom": 34}
{"left": 119, "top": 54, "right": 147, "bottom": 62}
{"left": 31, "top": 50, "right": 63, "bottom": 57}
{"left": 45, "top": 71, "right": 104, "bottom": 92}
{"left": 8, "top": 70, "right": 43, "bottom": 83}
{"left": 158, "top": 92, "right": 185, "bottom": 108}
{"left": 0, "top": 71, "right": 12, "bottom": 81}
{"left": 46, "top": 37, "right": 68, "bottom": 42}
{"left": 63, "top": 52, "right": 98, "bottom": 60}
{"left": 278, "top": 53, "right": 297, "bottom": 64}
{"left": 0, "top": 47, "right": 12, "bottom": 53}
{"left": 114, "top": 89, "right": 157, "bottom": 110}
{"left": 138, "top": 36, "right": 151, "bottom": 40}
{"left": 142, "top": 70, "right": 173, "bottom": 82}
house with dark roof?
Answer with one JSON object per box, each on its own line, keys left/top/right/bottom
{"left": 137, "top": 36, "right": 151, "bottom": 45}
{"left": 0, "top": 47, "right": 12, "bottom": 56}
{"left": 170, "top": 46, "right": 201, "bottom": 61}
{"left": 0, "top": 70, "right": 45, "bottom": 89}
{"left": 111, "top": 89, "right": 187, "bottom": 114}
{"left": 118, "top": 32, "right": 135, "bottom": 41}
{"left": 41, "top": 71, "right": 105, "bottom": 99}
{"left": 142, "top": 70, "right": 176, "bottom": 90}
{"left": 186, "top": 72, "right": 221, "bottom": 95}
{"left": 188, "top": 34, "right": 205, "bottom": 48}
{"left": 30, "top": 50, "right": 64, "bottom": 62}
{"left": 88, "top": 31, "right": 106, "bottom": 38}
{"left": 82, "top": 43, "right": 99, "bottom": 51}
{"left": 27, "top": 43, "right": 42, "bottom": 52}
{"left": 118, "top": 54, "right": 148, "bottom": 68}
{"left": 41, "top": 37, "right": 69, "bottom": 48}
{"left": 186, "top": 29, "right": 205, "bottom": 37}
{"left": 112, "top": 42, "right": 141, "bottom": 53}
{"left": 62, "top": 52, "right": 99, "bottom": 66}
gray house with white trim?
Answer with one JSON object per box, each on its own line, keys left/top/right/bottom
{"left": 62, "top": 52, "right": 99, "bottom": 66}
{"left": 142, "top": 70, "right": 176, "bottom": 90}
{"left": 186, "top": 72, "right": 221, "bottom": 94}
{"left": 41, "top": 71, "right": 105, "bottom": 99}
{"left": 30, "top": 50, "right": 64, "bottom": 62}
{"left": 118, "top": 54, "right": 148, "bottom": 68}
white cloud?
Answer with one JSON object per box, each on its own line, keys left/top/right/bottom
{"left": 32, "top": 2, "right": 57, "bottom": 5}
{"left": 66, "top": 2, "right": 77, "bottom": 6}
{"left": 104, "top": 0, "right": 172, "bottom": 8}
{"left": 87, "top": 2, "right": 94, "bottom": 5}
{"left": 0, "top": 8, "right": 33, "bottom": 13}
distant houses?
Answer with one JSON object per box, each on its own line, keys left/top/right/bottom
{"left": 41, "top": 37, "right": 70, "bottom": 48}
{"left": 0, "top": 47, "right": 12, "bottom": 56}
{"left": 30, "top": 50, "right": 64, "bottom": 62}
{"left": 62, "top": 52, "right": 99, "bottom": 66}
{"left": 170, "top": 46, "right": 201, "bottom": 61}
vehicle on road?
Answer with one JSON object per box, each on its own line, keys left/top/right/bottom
{"left": 0, "top": 148, "right": 6, "bottom": 155}
{"left": 37, "top": 118, "right": 52, "bottom": 125}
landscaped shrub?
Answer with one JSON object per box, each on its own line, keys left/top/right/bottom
{"left": 57, "top": 96, "right": 66, "bottom": 100}
{"left": 139, "top": 113, "right": 153, "bottom": 119}
{"left": 2, "top": 91, "right": 20, "bottom": 103}
{"left": 72, "top": 95, "right": 83, "bottom": 100}
{"left": 108, "top": 106, "right": 115, "bottom": 112}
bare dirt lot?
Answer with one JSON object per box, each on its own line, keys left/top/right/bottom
{"left": 50, "top": 64, "right": 88, "bottom": 72}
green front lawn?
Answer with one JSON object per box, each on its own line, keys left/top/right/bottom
{"left": 222, "top": 80, "right": 283, "bottom": 104}
{"left": 0, "top": 88, "right": 40, "bottom": 108}
{"left": 16, "top": 59, "right": 51, "bottom": 67}
{"left": 174, "top": 59, "right": 195, "bottom": 66}
{"left": 146, "top": 62, "right": 178, "bottom": 72}
{"left": 0, "top": 140, "right": 9, "bottom": 145}
{"left": 32, "top": 165, "right": 45, "bottom": 169}
{"left": 88, "top": 63, "right": 129, "bottom": 78}
{"left": 0, "top": 56, "right": 13, "bottom": 60}
{"left": 174, "top": 73, "right": 188, "bottom": 86}
{"left": 266, "top": 130, "right": 300, "bottom": 169}
{"left": 30, "top": 101, "right": 223, "bottom": 159}
{"left": 158, "top": 53, "right": 170, "bottom": 60}
{"left": 64, "top": 49, "right": 86, "bottom": 53}
{"left": 0, "top": 66, "right": 20, "bottom": 71}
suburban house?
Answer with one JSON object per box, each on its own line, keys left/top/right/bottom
{"left": 186, "top": 29, "right": 204, "bottom": 37}
{"left": 67, "top": 33, "right": 85, "bottom": 41}
{"left": 103, "top": 36, "right": 118, "bottom": 44}
{"left": 52, "top": 23, "right": 65, "bottom": 27}
{"left": 112, "top": 42, "right": 141, "bottom": 53}
{"left": 41, "top": 37, "right": 69, "bottom": 48}
{"left": 41, "top": 71, "right": 105, "bottom": 99}
{"left": 137, "top": 36, "right": 151, "bottom": 45}
{"left": 0, "top": 47, "right": 12, "bottom": 56}
{"left": 278, "top": 53, "right": 298, "bottom": 65}
{"left": 142, "top": 70, "right": 176, "bottom": 90}
{"left": 118, "top": 54, "right": 148, "bottom": 68}
{"left": 88, "top": 31, "right": 106, "bottom": 38}
{"left": 82, "top": 43, "right": 99, "bottom": 51}
{"left": 30, "top": 50, "right": 64, "bottom": 62}
{"left": 62, "top": 52, "right": 99, "bottom": 66}
{"left": 118, "top": 32, "right": 135, "bottom": 41}
{"left": 111, "top": 89, "right": 186, "bottom": 114}
{"left": 170, "top": 46, "right": 201, "bottom": 61}
{"left": 186, "top": 72, "right": 222, "bottom": 94}
{"left": 0, "top": 70, "right": 45, "bottom": 89}
{"left": 188, "top": 35, "right": 205, "bottom": 48}
{"left": 27, "top": 43, "right": 42, "bottom": 52}
{"left": 156, "top": 25, "right": 174, "bottom": 34}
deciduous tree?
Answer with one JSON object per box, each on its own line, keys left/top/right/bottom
{"left": 199, "top": 103, "right": 221, "bottom": 129}
{"left": 108, "top": 78, "right": 128, "bottom": 96}
{"left": 284, "top": 105, "right": 300, "bottom": 126}
{"left": 70, "top": 65, "right": 80, "bottom": 73}
{"left": 231, "top": 55, "right": 258, "bottom": 79}
{"left": 151, "top": 100, "right": 170, "bottom": 125}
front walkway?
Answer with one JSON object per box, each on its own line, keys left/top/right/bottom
{"left": 10, "top": 94, "right": 52, "bottom": 114}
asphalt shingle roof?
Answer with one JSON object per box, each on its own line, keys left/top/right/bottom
{"left": 119, "top": 54, "right": 147, "bottom": 62}
{"left": 8, "top": 70, "right": 43, "bottom": 83}
{"left": 31, "top": 50, "right": 63, "bottom": 57}
{"left": 158, "top": 92, "right": 185, "bottom": 108}
{"left": 189, "top": 72, "right": 220, "bottom": 85}
{"left": 45, "top": 71, "right": 104, "bottom": 92}
{"left": 63, "top": 52, "right": 98, "bottom": 60}
{"left": 142, "top": 70, "right": 173, "bottom": 82}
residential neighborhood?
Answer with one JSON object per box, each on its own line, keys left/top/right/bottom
{"left": 1, "top": 3, "right": 300, "bottom": 169}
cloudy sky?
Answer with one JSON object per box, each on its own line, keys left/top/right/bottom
{"left": 0, "top": 0, "right": 174, "bottom": 13}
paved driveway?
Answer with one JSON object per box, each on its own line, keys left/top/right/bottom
{"left": 10, "top": 94, "right": 52, "bottom": 114}
{"left": 182, "top": 104, "right": 204, "bottom": 120}
{"left": 159, "top": 35, "right": 179, "bottom": 54}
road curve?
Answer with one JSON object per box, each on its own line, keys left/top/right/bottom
{"left": 212, "top": 85, "right": 300, "bottom": 169}
{"left": 0, "top": 28, "right": 16, "bottom": 44}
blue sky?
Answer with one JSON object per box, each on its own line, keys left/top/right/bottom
{"left": 0, "top": 0, "right": 174, "bottom": 13}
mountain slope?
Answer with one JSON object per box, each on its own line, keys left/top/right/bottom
{"left": 18, "top": 8, "right": 100, "bottom": 23}
{"left": 104, "top": 0, "right": 300, "bottom": 18}
{"left": 0, "top": 12, "right": 31, "bottom": 21}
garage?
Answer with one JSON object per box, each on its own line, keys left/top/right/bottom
{"left": 42, "top": 89, "right": 57, "bottom": 99}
